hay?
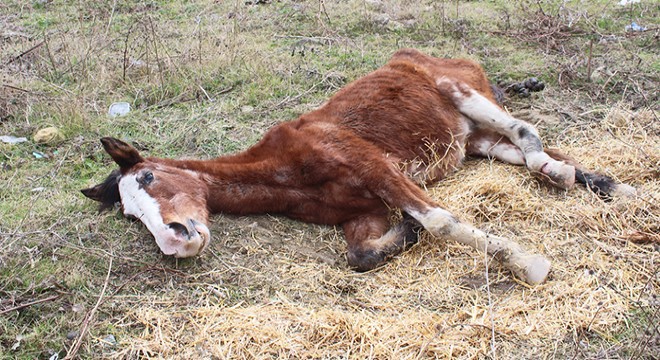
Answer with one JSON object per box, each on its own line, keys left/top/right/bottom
{"left": 96, "top": 106, "right": 659, "bottom": 359}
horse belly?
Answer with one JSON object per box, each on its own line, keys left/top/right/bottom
{"left": 287, "top": 192, "right": 385, "bottom": 226}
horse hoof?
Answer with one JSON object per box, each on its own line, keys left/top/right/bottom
{"left": 524, "top": 255, "right": 551, "bottom": 285}
{"left": 608, "top": 183, "right": 637, "bottom": 199}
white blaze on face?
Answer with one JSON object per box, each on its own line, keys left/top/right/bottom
{"left": 118, "top": 173, "right": 180, "bottom": 255}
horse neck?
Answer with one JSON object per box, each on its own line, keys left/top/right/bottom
{"left": 151, "top": 153, "right": 290, "bottom": 215}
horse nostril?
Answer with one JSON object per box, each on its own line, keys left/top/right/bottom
{"left": 186, "top": 219, "right": 200, "bottom": 237}
{"left": 167, "top": 222, "right": 190, "bottom": 239}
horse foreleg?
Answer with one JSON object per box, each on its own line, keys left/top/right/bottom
{"left": 363, "top": 158, "right": 550, "bottom": 284}
{"left": 343, "top": 213, "right": 422, "bottom": 272}
{"left": 406, "top": 206, "right": 551, "bottom": 284}
{"left": 328, "top": 128, "right": 551, "bottom": 284}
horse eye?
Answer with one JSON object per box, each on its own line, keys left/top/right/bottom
{"left": 142, "top": 171, "right": 154, "bottom": 185}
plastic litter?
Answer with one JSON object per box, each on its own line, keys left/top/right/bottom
{"left": 625, "top": 22, "right": 647, "bottom": 32}
{"left": 108, "top": 102, "right": 131, "bottom": 117}
{"left": 33, "top": 151, "right": 48, "bottom": 159}
{"left": 0, "top": 135, "right": 28, "bottom": 144}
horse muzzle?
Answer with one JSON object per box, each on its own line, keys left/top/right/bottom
{"left": 155, "top": 218, "right": 210, "bottom": 258}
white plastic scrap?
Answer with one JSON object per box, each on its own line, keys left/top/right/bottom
{"left": 0, "top": 135, "right": 28, "bottom": 144}
{"left": 108, "top": 102, "right": 131, "bottom": 117}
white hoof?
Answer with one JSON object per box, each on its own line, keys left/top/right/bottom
{"left": 510, "top": 254, "right": 551, "bottom": 285}
{"left": 523, "top": 255, "right": 551, "bottom": 285}
{"left": 612, "top": 183, "right": 637, "bottom": 198}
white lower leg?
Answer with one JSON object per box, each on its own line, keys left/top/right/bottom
{"left": 439, "top": 79, "right": 576, "bottom": 189}
{"left": 611, "top": 183, "right": 637, "bottom": 197}
{"left": 409, "top": 208, "right": 551, "bottom": 285}
{"left": 473, "top": 138, "right": 526, "bottom": 165}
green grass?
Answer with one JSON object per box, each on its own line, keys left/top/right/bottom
{"left": 1, "top": 0, "right": 658, "bottom": 358}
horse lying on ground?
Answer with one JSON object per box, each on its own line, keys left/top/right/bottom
{"left": 82, "top": 48, "right": 635, "bottom": 285}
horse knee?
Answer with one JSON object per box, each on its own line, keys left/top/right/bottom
{"left": 407, "top": 207, "right": 459, "bottom": 238}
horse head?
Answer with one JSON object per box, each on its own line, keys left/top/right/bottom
{"left": 81, "top": 138, "right": 210, "bottom": 257}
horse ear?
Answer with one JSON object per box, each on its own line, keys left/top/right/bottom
{"left": 81, "top": 169, "right": 122, "bottom": 212}
{"left": 100, "top": 137, "right": 144, "bottom": 170}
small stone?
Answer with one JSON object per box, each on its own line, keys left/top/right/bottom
{"left": 373, "top": 13, "right": 390, "bottom": 25}
{"left": 34, "top": 127, "right": 64, "bottom": 144}
{"left": 101, "top": 334, "right": 117, "bottom": 348}
{"left": 241, "top": 105, "right": 254, "bottom": 113}
{"left": 66, "top": 330, "right": 79, "bottom": 340}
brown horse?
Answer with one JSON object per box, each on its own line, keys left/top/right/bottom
{"left": 82, "top": 49, "right": 635, "bottom": 285}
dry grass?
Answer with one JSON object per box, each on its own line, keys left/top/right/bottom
{"left": 1, "top": 0, "right": 658, "bottom": 359}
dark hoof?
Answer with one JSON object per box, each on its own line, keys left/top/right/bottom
{"left": 402, "top": 211, "right": 423, "bottom": 249}
{"left": 347, "top": 249, "right": 387, "bottom": 272}
{"left": 347, "top": 214, "right": 424, "bottom": 272}
{"left": 575, "top": 169, "right": 636, "bottom": 201}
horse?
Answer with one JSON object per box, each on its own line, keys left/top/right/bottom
{"left": 81, "top": 48, "right": 635, "bottom": 285}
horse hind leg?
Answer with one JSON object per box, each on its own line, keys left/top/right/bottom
{"left": 467, "top": 130, "right": 636, "bottom": 199}
{"left": 466, "top": 129, "right": 526, "bottom": 165}
{"left": 466, "top": 130, "right": 574, "bottom": 190}
{"left": 544, "top": 148, "right": 637, "bottom": 199}
{"left": 438, "top": 78, "right": 576, "bottom": 189}
{"left": 467, "top": 131, "right": 574, "bottom": 190}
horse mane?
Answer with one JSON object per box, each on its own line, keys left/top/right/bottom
{"left": 80, "top": 169, "right": 122, "bottom": 212}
